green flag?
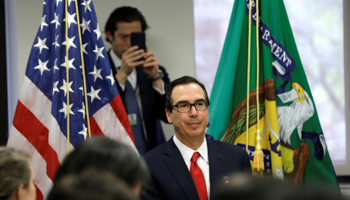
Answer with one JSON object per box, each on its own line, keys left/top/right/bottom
{"left": 207, "top": 0, "right": 338, "bottom": 190}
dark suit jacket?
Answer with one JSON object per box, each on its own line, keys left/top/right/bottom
{"left": 108, "top": 50, "right": 170, "bottom": 151}
{"left": 140, "top": 137, "right": 252, "bottom": 200}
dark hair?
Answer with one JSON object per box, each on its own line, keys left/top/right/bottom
{"left": 165, "top": 76, "right": 210, "bottom": 112}
{"left": 0, "top": 147, "right": 31, "bottom": 200}
{"left": 211, "top": 173, "right": 344, "bottom": 200}
{"left": 104, "top": 6, "right": 149, "bottom": 43}
{"left": 54, "top": 137, "right": 149, "bottom": 188}
{"left": 48, "top": 170, "right": 136, "bottom": 200}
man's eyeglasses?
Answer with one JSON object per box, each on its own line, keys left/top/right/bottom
{"left": 172, "top": 100, "right": 209, "bottom": 113}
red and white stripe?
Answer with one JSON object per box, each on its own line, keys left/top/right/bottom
{"left": 8, "top": 76, "right": 136, "bottom": 200}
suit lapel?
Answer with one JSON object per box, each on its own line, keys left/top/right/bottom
{"left": 163, "top": 139, "right": 200, "bottom": 200}
{"left": 208, "top": 139, "right": 224, "bottom": 194}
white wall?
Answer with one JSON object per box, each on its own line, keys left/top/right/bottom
{"left": 342, "top": 0, "right": 350, "bottom": 176}
{"left": 5, "top": 0, "right": 19, "bottom": 134}
{"left": 11, "top": 0, "right": 195, "bottom": 140}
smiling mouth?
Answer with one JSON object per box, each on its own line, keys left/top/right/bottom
{"left": 187, "top": 122, "right": 201, "bottom": 127}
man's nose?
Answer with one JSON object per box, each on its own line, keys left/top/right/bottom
{"left": 188, "top": 105, "right": 198, "bottom": 117}
{"left": 126, "top": 38, "right": 131, "bottom": 48}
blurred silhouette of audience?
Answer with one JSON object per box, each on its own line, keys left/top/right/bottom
{"left": 54, "top": 136, "right": 149, "bottom": 196}
{"left": 48, "top": 169, "right": 135, "bottom": 200}
{"left": 211, "top": 173, "right": 346, "bottom": 200}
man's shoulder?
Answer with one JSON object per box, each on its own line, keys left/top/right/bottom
{"left": 208, "top": 139, "right": 251, "bottom": 170}
{"left": 158, "top": 65, "right": 167, "bottom": 71}
{"left": 208, "top": 139, "right": 246, "bottom": 154}
{"left": 142, "top": 140, "right": 169, "bottom": 160}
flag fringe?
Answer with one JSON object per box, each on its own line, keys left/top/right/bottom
{"left": 253, "top": 129, "right": 264, "bottom": 171}
{"left": 253, "top": 150, "right": 264, "bottom": 171}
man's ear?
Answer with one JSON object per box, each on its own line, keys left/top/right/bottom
{"left": 165, "top": 108, "right": 172, "bottom": 123}
{"left": 106, "top": 30, "right": 114, "bottom": 43}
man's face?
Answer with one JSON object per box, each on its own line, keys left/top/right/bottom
{"left": 166, "top": 83, "right": 209, "bottom": 145}
{"left": 107, "top": 21, "right": 142, "bottom": 58}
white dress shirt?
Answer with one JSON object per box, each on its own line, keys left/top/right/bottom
{"left": 173, "top": 135, "right": 210, "bottom": 198}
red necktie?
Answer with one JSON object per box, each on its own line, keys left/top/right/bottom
{"left": 190, "top": 152, "right": 208, "bottom": 200}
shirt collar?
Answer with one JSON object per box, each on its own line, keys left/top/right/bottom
{"left": 173, "top": 134, "right": 209, "bottom": 166}
{"left": 109, "top": 49, "right": 122, "bottom": 69}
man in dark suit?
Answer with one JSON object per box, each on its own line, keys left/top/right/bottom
{"left": 140, "top": 76, "right": 251, "bottom": 200}
{"left": 104, "top": 7, "right": 170, "bottom": 154}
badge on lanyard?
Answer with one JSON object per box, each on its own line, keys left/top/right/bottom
{"left": 128, "top": 114, "right": 137, "bottom": 126}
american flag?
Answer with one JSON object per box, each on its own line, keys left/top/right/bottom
{"left": 7, "top": 0, "right": 135, "bottom": 199}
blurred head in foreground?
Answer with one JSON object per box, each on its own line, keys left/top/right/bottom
{"left": 48, "top": 170, "right": 135, "bottom": 200}
{"left": 0, "top": 147, "right": 36, "bottom": 200}
{"left": 54, "top": 137, "right": 149, "bottom": 196}
{"left": 211, "top": 173, "right": 344, "bottom": 200}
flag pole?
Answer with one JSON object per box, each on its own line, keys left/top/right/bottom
{"left": 65, "top": 0, "right": 71, "bottom": 153}
{"left": 253, "top": 0, "right": 264, "bottom": 172}
{"left": 245, "top": 0, "right": 252, "bottom": 153}
{"left": 74, "top": 0, "right": 92, "bottom": 139}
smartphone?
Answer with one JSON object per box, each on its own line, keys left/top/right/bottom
{"left": 131, "top": 32, "right": 146, "bottom": 52}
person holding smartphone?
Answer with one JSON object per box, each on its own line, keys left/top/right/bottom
{"left": 105, "top": 6, "right": 170, "bottom": 154}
